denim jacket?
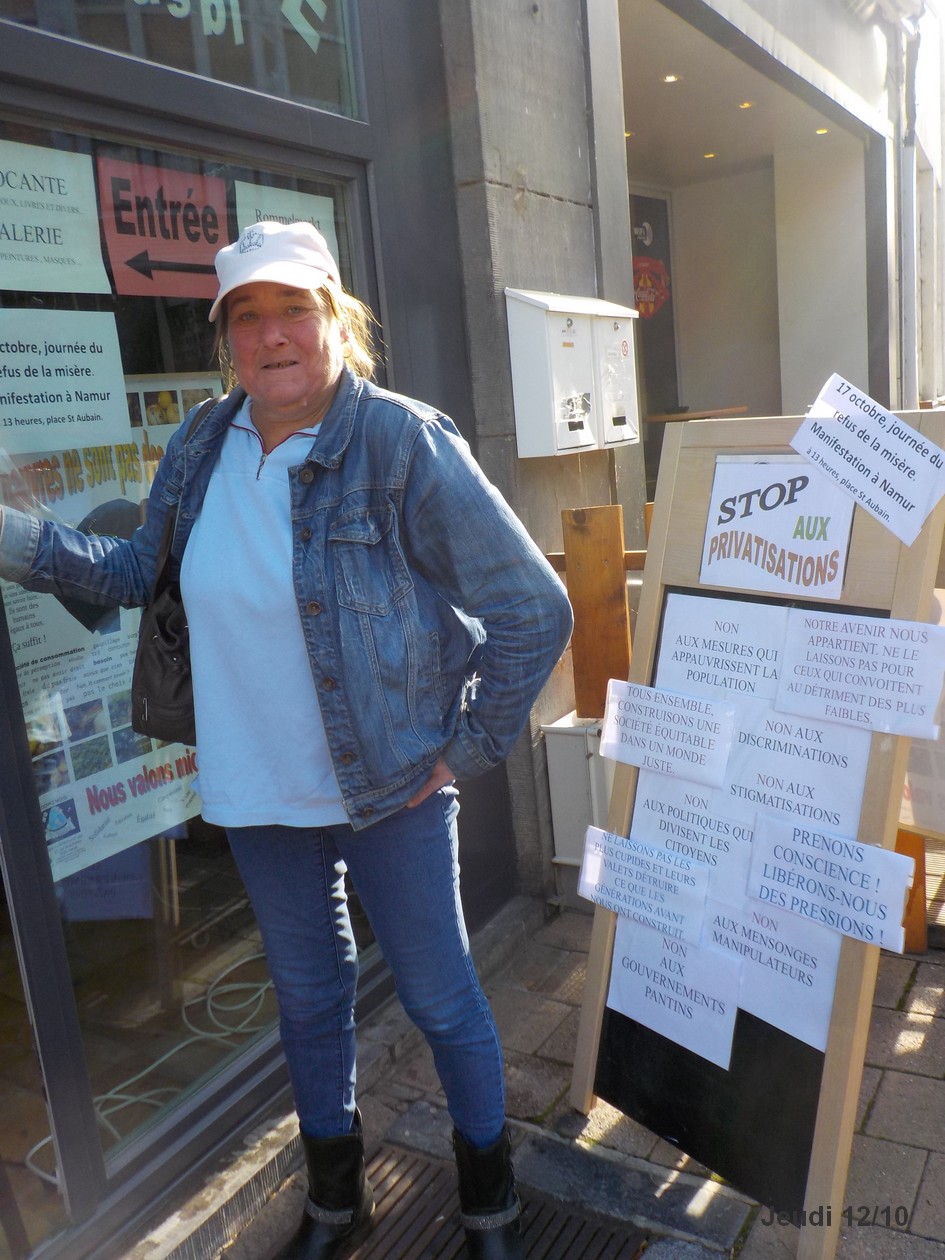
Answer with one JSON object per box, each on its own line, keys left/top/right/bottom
{"left": 0, "top": 368, "right": 573, "bottom": 828}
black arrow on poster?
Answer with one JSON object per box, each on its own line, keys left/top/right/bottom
{"left": 125, "top": 251, "right": 218, "bottom": 280}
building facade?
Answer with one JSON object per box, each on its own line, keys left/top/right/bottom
{"left": 0, "top": 0, "right": 941, "bottom": 1255}
{"left": 0, "top": 2, "right": 641, "bottom": 1255}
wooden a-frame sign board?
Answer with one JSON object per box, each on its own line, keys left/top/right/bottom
{"left": 570, "top": 411, "right": 945, "bottom": 1260}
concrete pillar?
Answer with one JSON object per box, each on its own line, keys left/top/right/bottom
{"left": 437, "top": 0, "right": 647, "bottom": 896}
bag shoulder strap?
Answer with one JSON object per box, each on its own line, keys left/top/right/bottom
{"left": 153, "top": 393, "right": 223, "bottom": 580}
{"left": 186, "top": 392, "right": 220, "bottom": 444}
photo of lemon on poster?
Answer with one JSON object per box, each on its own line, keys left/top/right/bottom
{"left": 181, "top": 387, "right": 214, "bottom": 416}
{"left": 142, "top": 389, "right": 182, "bottom": 426}
{"left": 125, "top": 375, "right": 221, "bottom": 433}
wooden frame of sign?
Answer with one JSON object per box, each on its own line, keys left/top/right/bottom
{"left": 570, "top": 412, "right": 945, "bottom": 1260}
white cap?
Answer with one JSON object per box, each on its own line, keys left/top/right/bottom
{"left": 209, "top": 221, "right": 340, "bottom": 322}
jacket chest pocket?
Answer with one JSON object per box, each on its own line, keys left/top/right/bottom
{"left": 329, "top": 508, "right": 412, "bottom": 615}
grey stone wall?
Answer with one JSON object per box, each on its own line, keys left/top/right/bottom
{"left": 438, "top": 0, "right": 647, "bottom": 897}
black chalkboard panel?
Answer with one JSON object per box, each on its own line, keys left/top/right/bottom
{"left": 595, "top": 1005, "right": 823, "bottom": 1212}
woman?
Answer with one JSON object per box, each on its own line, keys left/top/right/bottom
{"left": 0, "top": 221, "right": 573, "bottom": 1260}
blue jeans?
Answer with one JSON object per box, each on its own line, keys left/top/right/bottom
{"left": 226, "top": 789, "right": 507, "bottom": 1147}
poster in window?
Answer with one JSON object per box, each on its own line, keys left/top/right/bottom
{"left": 0, "top": 139, "right": 111, "bottom": 294}
{"left": 0, "top": 372, "right": 218, "bottom": 882}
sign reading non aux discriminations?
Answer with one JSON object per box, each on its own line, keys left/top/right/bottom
{"left": 792, "top": 373, "right": 945, "bottom": 546}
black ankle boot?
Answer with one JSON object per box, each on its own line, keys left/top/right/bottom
{"left": 453, "top": 1127, "right": 525, "bottom": 1259}
{"left": 276, "top": 1114, "right": 375, "bottom": 1260}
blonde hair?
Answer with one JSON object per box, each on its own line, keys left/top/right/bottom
{"left": 214, "top": 282, "right": 380, "bottom": 391}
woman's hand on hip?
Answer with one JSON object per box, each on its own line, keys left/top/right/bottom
{"left": 406, "top": 757, "right": 456, "bottom": 808}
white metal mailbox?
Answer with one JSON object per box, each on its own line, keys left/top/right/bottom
{"left": 504, "top": 288, "right": 640, "bottom": 457}
{"left": 593, "top": 309, "right": 640, "bottom": 448}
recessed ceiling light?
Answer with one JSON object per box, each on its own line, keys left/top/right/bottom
{"left": 815, "top": 127, "right": 829, "bottom": 135}
{"left": 662, "top": 74, "right": 681, "bottom": 83}
{"left": 703, "top": 152, "right": 717, "bottom": 159}
{"left": 624, "top": 130, "right": 634, "bottom": 138}
{"left": 738, "top": 101, "right": 753, "bottom": 109}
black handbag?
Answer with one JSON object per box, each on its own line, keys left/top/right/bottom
{"left": 131, "top": 396, "right": 218, "bottom": 745}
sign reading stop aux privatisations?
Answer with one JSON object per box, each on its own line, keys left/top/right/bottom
{"left": 699, "top": 458, "right": 854, "bottom": 601}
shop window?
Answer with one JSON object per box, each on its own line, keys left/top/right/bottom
{"left": 0, "top": 117, "right": 375, "bottom": 1243}
{"left": 0, "top": 0, "right": 362, "bottom": 119}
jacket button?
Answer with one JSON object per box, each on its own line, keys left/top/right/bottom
{"left": 307, "top": 600, "right": 322, "bottom": 615}
{"left": 299, "top": 467, "right": 314, "bottom": 484}
{"left": 300, "top": 526, "right": 312, "bottom": 541}
{"left": 361, "top": 806, "right": 375, "bottom": 819}
{"left": 322, "top": 677, "right": 337, "bottom": 690}
{"left": 340, "top": 752, "right": 356, "bottom": 765}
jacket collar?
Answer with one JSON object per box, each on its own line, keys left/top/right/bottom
{"left": 306, "top": 366, "right": 362, "bottom": 470}
{"left": 190, "top": 367, "right": 363, "bottom": 468}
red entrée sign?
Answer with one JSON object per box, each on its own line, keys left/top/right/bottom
{"left": 97, "top": 156, "right": 230, "bottom": 300}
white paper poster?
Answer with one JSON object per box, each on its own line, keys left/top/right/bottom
{"left": 234, "top": 181, "right": 339, "bottom": 264}
{"left": 0, "top": 400, "right": 202, "bottom": 881}
{"left": 792, "top": 373, "right": 945, "bottom": 546}
{"left": 632, "top": 781, "right": 755, "bottom": 903}
{"left": 704, "top": 897, "right": 841, "bottom": 1051}
{"left": 747, "top": 814, "right": 915, "bottom": 952}
{"left": 661, "top": 597, "right": 783, "bottom": 699}
{"left": 608, "top": 914, "right": 740, "bottom": 1069}
{"left": 699, "top": 457, "right": 853, "bottom": 599}
{"left": 0, "top": 140, "right": 111, "bottom": 294}
{"left": 600, "top": 679, "right": 735, "bottom": 786}
{"left": 776, "top": 607, "right": 945, "bottom": 739}
{"left": 4, "top": 570, "right": 201, "bottom": 883}
{"left": 0, "top": 310, "right": 131, "bottom": 454}
{"left": 901, "top": 590, "right": 945, "bottom": 834}
{"left": 579, "top": 825, "right": 710, "bottom": 942}
{"left": 619, "top": 591, "right": 874, "bottom": 1053}
{"left": 647, "top": 594, "right": 872, "bottom": 836}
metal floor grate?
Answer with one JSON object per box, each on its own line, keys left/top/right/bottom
{"left": 353, "top": 1145, "right": 648, "bottom": 1259}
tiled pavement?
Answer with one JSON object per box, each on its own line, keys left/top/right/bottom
{"left": 125, "top": 899, "right": 945, "bottom": 1260}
